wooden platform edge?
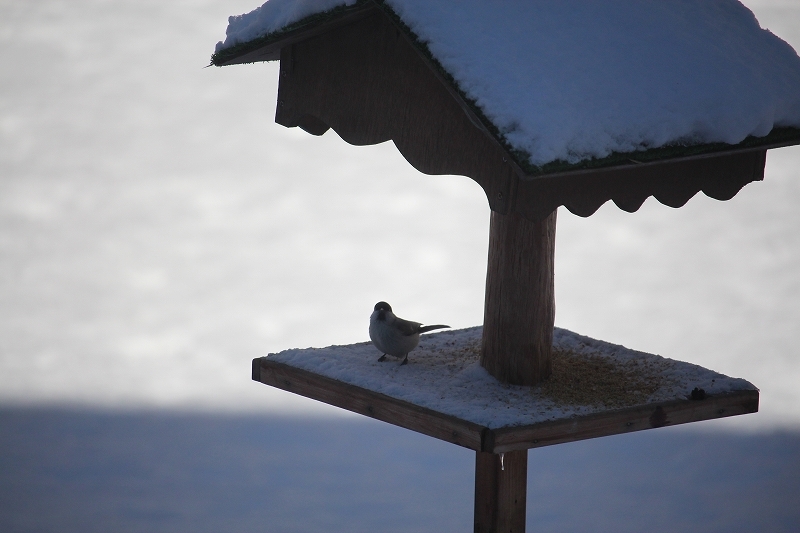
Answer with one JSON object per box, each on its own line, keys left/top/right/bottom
{"left": 489, "top": 389, "right": 760, "bottom": 453}
{"left": 253, "top": 357, "right": 759, "bottom": 454}
{"left": 254, "top": 357, "right": 488, "bottom": 451}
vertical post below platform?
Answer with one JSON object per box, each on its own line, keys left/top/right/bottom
{"left": 481, "top": 209, "right": 557, "bottom": 386}
{"left": 477, "top": 208, "right": 554, "bottom": 531}
{"left": 474, "top": 449, "right": 528, "bottom": 533}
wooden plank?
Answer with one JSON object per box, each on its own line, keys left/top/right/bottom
{"left": 474, "top": 450, "right": 527, "bottom": 533}
{"left": 490, "top": 389, "right": 759, "bottom": 453}
{"left": 481, "top": 210, "right": 557, "bottom": 385}
{"left": 253, "top": 357, "right": 758, "bottom": 454}
{"left": 255, "top": 358, "right": 486, "bottom": 451}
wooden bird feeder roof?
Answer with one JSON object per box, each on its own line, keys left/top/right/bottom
{"left": 212, "top": 0, "right": 800, "bottom": 222}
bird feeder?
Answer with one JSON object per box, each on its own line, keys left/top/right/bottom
{"left": 211, "top": 1, "right": 800, "bottom": 531}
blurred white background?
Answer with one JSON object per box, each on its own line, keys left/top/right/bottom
{"left": 1, "top": 0, "right": 798, "bottom": 428}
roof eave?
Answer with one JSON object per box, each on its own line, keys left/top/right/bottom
{"left": 211, "top": 1, "right": 376, "bottom": 66}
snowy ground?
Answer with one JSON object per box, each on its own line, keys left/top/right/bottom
{"left": 1, "top": 0, "right": 798, "bottom": 428}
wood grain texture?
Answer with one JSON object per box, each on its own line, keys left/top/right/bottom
{"left": 481, "top": 210, "right": 557, "bottom": 386}
{"left": 253, "top": 358, "right": 759, "bottom": 454}
{"left": 474, "top": 450, "right": 527, "bottom": 533}
{"left": 275, "top": 8, "right": 514, "bottom": 214}
{"left": 255, "top": 358, "right": 486, "bottom": 451}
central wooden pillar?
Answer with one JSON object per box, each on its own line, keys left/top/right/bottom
{"left": 476, "top": 208, "right": 557, "bottom": 533}
{"left": 481, "top": 209, "right": 557, "bottom": 385}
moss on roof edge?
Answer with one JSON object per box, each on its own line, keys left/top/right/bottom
{"left": 211, "top": 0, "right": 800, "bottom": 176}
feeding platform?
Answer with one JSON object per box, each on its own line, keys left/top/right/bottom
{"left": 253, "top": 327, "right": 758, "bottom": 453}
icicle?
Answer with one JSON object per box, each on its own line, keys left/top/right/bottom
{"left": 500, "top": 452, "right": 505, "bottom": 471}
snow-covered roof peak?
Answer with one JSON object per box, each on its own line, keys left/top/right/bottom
{"left": 214, "top": 0, "right": 800, "bottom": 167}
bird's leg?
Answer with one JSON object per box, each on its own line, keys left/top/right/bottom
{"left": 378, "top": 354, "right": 387, "bottom": 362}
{"left": 400, "top": 354, "right": 408, "bottom": 366}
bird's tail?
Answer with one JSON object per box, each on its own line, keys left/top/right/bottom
{"left": 418, "top": 324, "right": 450, "bottom": 333}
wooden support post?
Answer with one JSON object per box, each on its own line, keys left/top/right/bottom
{"left": 481, "top": 209, "right": 557, "bottom": 386}
{"left": 476, "top": 208, "right": 555, "bottom": 531}
{"left": 474, "top": 450, "right": 528, "bottom": 533}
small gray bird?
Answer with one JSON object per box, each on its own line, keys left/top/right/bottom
{"left": 369, "top": 301, "right": 449, "bottom": 365}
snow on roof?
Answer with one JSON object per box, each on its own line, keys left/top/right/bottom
{"left": 266, "top": 326, "right": 756, "bottom": 429}
{"left": 218, "top": 0, "right": 358, "bottom": 48}
{"left": 215, "top": 0, "right": 800, "bottom": 167}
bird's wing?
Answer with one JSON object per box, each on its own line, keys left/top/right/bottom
{"left": 394, "top": 317, "right": 423, "bottom": 336}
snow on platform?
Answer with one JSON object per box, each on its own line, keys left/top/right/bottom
{"left": 255, "top": 327, "right": 759, "bottom": 452}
